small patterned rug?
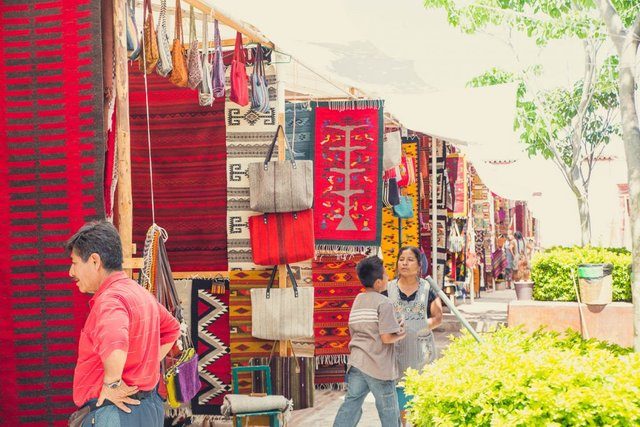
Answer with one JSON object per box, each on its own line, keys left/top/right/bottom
{"left": 285, "top": 101, "right": 313, "bottom": 161}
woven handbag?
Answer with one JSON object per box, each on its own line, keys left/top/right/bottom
{"left": 139, "top": 0, "right": 159, "bottom": 74}
{"left": 248, "top": 210, "right": 315, "bottom": 266}
{"left": 383, "top": 130, "right": 402, "bottom": 170}
{"left": 230, "top": 31, "right": 249, "bottom": 106}
{"left": 168, "top": 0, "right": 188, "bottom": 87}
{"left": 393, "top": 195, "right": 414, "bottom": 219}
{"left": 186, "top": 6, "right": 202, "bottom": 89}
{"left": 126, "top": 0, "right": 141, "bottom": 60}
{"left": 155, "top": 0, "right": 173, "bottom": 77}
{"left": 212, "top": 19, "right": 226, "bottom": 98}
{"left": 251, "top": 265, "right": 314, "bottom": 340}
{"left": 248, "top": 125, "right": 313, "bottom": 213}
{"left": 250, "top": 45, "right": 270, "bottom": 113}
{"left": 198, "top": 13, "right": 213, "bottom": 106}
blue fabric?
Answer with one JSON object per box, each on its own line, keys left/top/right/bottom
{"left": 396, "top": 386, "right": 413, "bottom": 410}
{"left": 333, "top": 366, "right": 400, "bottom": 427}
{"left": 284, "top": 102, "right": 313, "bottom": 160}
{"left": 81, "top": 392, "right": 164, "bottom": 427}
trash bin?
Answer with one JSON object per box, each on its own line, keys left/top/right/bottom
{"left": 578, "top": 263, "right": 613, "bottom": 305}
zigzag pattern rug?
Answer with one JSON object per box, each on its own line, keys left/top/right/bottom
{"left": 381, "top": 138, "right": 420, "bottom": 276}
{"left": 0, "top": 1, "right": 105, "bottom": 424}
{"left": 225, "top": 66, "right": 279, "bottom": 270}
{"left": 190, "top": 279, "right": 231, "bottom": 416}
{"left": 285, "top": 101, "right": 313, "bottom": 160}
{"left": 129, "top": 63, "right": 228, "bottom": 272}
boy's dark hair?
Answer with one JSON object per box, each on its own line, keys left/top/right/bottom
{"left": 356, "top": 256, "right": 385, "bottom": 288}
{"left": 514, "top": 231, "right": 523, "bottom": 240}
{"left": 65, "top": 221, "right": 123, "bottom": 271}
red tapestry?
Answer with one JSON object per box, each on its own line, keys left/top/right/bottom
{"left": 0, "top": 2, "right": 105, "bottom": 424}
{"left": 129, "top": 64, "right": 227, "bottom": 272}
{"left": 446, "top": 153, "right": 468, "bottom": 218}
{"left": 313, "top": 104, "right": 383, "bottom": 252}
{"left": 313, "top": 256, "right": 364, "bottom": 364}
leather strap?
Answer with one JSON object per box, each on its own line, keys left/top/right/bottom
{"left": 263, "top": 125, "right": 296, "bottom": 167}
{"left": 265, "top": 264, "right": 299, "bottom": 298}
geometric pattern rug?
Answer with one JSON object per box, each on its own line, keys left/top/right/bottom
{"left": 0, "top": 1, "right": 105, "bottom": 425}
{"left": 190, "top": 279, "right": 231, "bottom": 416}
{"left": 285, "top": 101, "right": 313, "bottom": 161}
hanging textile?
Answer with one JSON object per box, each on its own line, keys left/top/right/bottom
{"left": 129, "top": 63, "right": 228, "bottom": 272}
{"left": 0, "top": 1, "right": 105, "bottom": 424}
{"left": 225, "top": 65, "right": 278, "bottom": 270}
{"left": 285, "top": 102, "right": 314, "bottom": 161}
{"left": 313, "top": 101, "right": 384, "bottom": 254}
{"left": 381, "top": 137, "right": 420, "bottom": 276}
{"left": 446, "top": 153, "right": 468, "bottom": 218}
{"left": 189, "top": 279, "right": 231, "bottom": 421}
{"left": 312, "top": 255, "right": 364, "bottom": 389}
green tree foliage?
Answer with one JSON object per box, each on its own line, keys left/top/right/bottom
{"left": 404, "top": 327, "right": 640, "bottom": 426}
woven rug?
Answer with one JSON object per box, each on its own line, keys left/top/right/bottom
{"left": 129, "top": 63, "right": 227, "bottom": 272}
{"left": 0, "top": 2, "right": 105, "bottom": 424}
{"left": 190, "top": 279, "right": 231, "bottom": 417}
{"left": 446, "top": 153, "right": 468, "bottom": 219}
{"left": 250, "top": 356, "right": 315, "bottom": 410}
{"left": 285, "top": 101, "right": 313, "bottom": 160}
{"left": 313, "top": 102, "right": 383, "bottom": 253}
{"left": 381, "top": 138, "right": 420, "bottom": 276}
{"left": 313, "top": 256, "right": 364, "bottom": 370}
{"left": 315, "top": 363, "right": 348, "bottom": 390}
{"left": 225, "top": 65, "right": 279, "bottom": 270}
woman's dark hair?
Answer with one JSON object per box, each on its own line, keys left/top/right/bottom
{"left": 396, "top": 246, "right": 422, "bottom": 268}
{"left": 356, "top": 256, "right": 385, "bottom": 288}
{"left": 65, "top": 221, "right": 123, "bottom": 271}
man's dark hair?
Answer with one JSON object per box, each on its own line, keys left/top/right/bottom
{"left": 356, "top": 256, "right": 385, "bottom": 288}
{"left": 514, "top": 231, "right": 523, "bottom": 240}
{"left": 65, "top": 221, "right": 123, "bottom": 271}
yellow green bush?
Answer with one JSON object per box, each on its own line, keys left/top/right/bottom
{"left": 404, "top": 328, "right": 640, "bottom": 426}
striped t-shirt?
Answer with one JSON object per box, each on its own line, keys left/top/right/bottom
{"left": 347, "top": 291, "right": 401, "bottom": 381}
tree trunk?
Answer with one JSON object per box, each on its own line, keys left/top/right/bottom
{"left": 618, "top": 52, "right": 640, "bottom": 352}
{"left": 576, "top": 194, "right": 592, "bottom": 247}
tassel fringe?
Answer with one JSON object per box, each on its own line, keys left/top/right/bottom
{"left": 315, "top": 354, "right": 348, "bottom": 369}
{"left": 326, "top": 99, "right": 385, "bottom": 112}
{"left": 315, "top": 382, "right": 347, "bottom": 391}
{"left": 315, "top": 245, "right": 378, "bottom": 259}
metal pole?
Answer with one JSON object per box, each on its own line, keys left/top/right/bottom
{"left": 426, "top": 276, "right": 483, "bottom": 343}
{"left": 431, "top": 138, "right": 438, "bottom": 285}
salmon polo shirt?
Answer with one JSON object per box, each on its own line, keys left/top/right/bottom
{"left": 73, "top": 271, "right": 181, "bottom": 406}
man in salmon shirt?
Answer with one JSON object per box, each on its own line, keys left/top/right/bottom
{"left": 66, "top": 221, "right": 180, "bottom": 426}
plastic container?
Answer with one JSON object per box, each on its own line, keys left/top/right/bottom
{"left": 514, "top": 281, "right": 534, "bottom": 300}
{"left": 578, "top": 263, "right": 613, "bottom": 305}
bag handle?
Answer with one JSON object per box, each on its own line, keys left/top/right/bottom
{"left": 143, "top": 0, "right": 153, "bottom": 21}
{"left": 188, "top": 5, "right": 195, "bottom": 44}
{"left": 174, "top": 0, "right": 183, "bottom": 43}
{"left": 214, "top": 19, "right": 222, "bottom": 56}
{"left": 267, "top": 339, "right": 301, "bottom": 374}
{"left": 263, "top": 125, "right": 296, "bottom": 168}
{"left": 266, "top": 263, "right": 299, "bottom": 298}
{"left": 233, "top": 31, "right": 245, "bottom": 63}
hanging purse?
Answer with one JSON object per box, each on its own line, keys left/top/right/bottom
{"left": 186, "top": 6, "right": 203, "bottom": 89}
{"left": 212, "top": 19, "right": 226, "bottom": 99}
{"left": 248, "top": 209, "right": 315, "bottom": 265}
{"left": 155, "top": 0, "right": 173, "bottom": 77}
{"left": 448, "top": 221, "right": 464, "bottom": 253}
{"left": 139, "top": 0, "right": 159, "bottom": 74}
{"left": 393, "top": 195, "right": 414, "bottom": 219}
{"left": 382, "top": 178, "right": 400, "bottom": 208}
{"left": 397, "top": 155, "right": 416, "bottom": 187}
{"left": 251, "top": 265, "right": 314, "bottom": 340}
{"left": 250, "top": 45, "right": 270, "bottom": 113}
{"left": 383, "top": 130, "right": 402, "bottom": 170}
{"left": 248, "top": 125, "right": 313, "bottom": 213}
{"left": 230, "top": 31, "right": 249, "bottom": 106}
{"left": 168, "top": 0, "right": 188, "bottom": 87}
{"left": 198, "top": 13, "right": 213, "bottom": 106}
{"left": 126, "top": 0, "right": 141, "bottom": 60}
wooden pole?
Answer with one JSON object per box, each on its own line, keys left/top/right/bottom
{"left": 114, "top": 0, "right": 134, "bottom": 276}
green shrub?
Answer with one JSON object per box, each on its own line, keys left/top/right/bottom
{"left": 531, "top": 246, "right": 631, "bottom": 301}
{"left": 404, "top": 328, "right": 640, "bottom": 426}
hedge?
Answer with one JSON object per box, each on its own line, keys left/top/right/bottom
{"left": 404, "top": 328, "right": 639, "bottom": 426}
{"left": 530, "top": 246, "right": 631, "bottom": 302}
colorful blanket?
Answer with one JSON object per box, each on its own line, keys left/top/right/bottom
{"left": 225, "top": 66, "right": 279, "bottom": 270}
{"left": 285, "top": 102, "right": 313, "bottom": 160}
{"left": 129, "top": 64, "right": 228, "bottom": 272}
{"left": 0, "top": 2, "right": 105, "bottom": 424}
{"left": 313, "top": 103, "right": 383, "bottom": 253}
{"left": 446, "top": 153, "right": 468, "bottom": 218}
{"left": 381, "top": 138, "right": 420, "bottom": 276}
{"left": 190, "top": 279, "right": 231, "bottom": 416}
{"left": 313, "top": 256, "right": 364, "bottom": 367}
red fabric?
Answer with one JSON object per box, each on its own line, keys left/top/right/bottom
{"left": 248, "top": 210, "right": 315, "bottom": 265}
{"left": 0, "top": 1, "right": 105, "bottom": 424}
{"left": 129, "top": 63, "right": 228, "bottom": 272}
{"left": 313, "top": 106, "right": 383, "bottom": 248}
{"left": 229, "top": 32, "right": 249, "bottom": 106}
{"left": 104, "top": 111, "right": 116, "bottom": 220}
{"left": 73, "top": 272, "right": 180, "bottom": 406}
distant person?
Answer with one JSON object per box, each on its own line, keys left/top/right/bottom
{"left": 385, "top": 246, "right": 443, "bottom": 426}
{"left": 505, "top": 231, "right": 516, "bottom": 288}
{"left": 66, "top": 221, "right": 180, "bottom": 426}
{"left": 333, "top": 256, "right": 406, "bottom": 427}
{"left": 513, "top": 231, "right": 530, "bottom": 281}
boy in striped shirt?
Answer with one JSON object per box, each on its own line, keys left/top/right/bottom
{"left": 333, "top": 256, "right": 407, "bottom": 427}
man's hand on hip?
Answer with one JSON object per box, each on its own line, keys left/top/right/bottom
{"left": 97, "top": 380, "right": 141, "bottom": 413}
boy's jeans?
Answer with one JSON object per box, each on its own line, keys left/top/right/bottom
{"left": 333, "top": 366, "right": 400, "bottom": 427}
